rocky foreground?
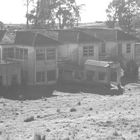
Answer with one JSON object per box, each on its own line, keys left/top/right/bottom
{"left": 0, "top": 84, "right": 140, "bottom": 140}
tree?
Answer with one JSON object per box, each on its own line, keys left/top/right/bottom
{"left": 27, "top": 0, "right": 83, "bottom": 29}
{"left": 106, "top": 0, "right": 140, "bottom": 33}
{"left": 24, "top": 0, "right": 35, "bottom": 27}
{"left": 50, "top": 0, "right": 83, "bottom": 29}
{"left": 0, "top": 21, "right": 4, "bottom": 29}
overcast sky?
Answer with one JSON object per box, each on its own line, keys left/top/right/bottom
{"left": 0, "top": 0, "right": 111, "bottom": 24}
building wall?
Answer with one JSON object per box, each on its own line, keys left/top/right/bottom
{"left": 34, "top": 46, "right": 58, "bottom": 85}
{"left": 0, "top": 63, "right": 21, "bottom": 86}
{"left": 134, "top": 43, "right": 140, "bottom": 66}
{"left": 99, "top": 42, "right": 118, "bottom": 60}
{"left": 78, "top": 43, "right": 100, "bottom": 65}
{"left": 121, "top": 41, "right": 135, "bottom": 61}
{"left": 58, "top": 43, "right": 101, "bottom": 65}
{"left": 58, "top": 44, "right": 79, "bottom": 63}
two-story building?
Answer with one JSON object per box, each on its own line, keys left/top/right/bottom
{"left": 56, "top": 29, "right": 122, "bottom": 85}
{"left": 0, "top": 30, "right": 61, "bottom": 85}
{"left": 78, "top": 28, "right": 139, "bottom": 65}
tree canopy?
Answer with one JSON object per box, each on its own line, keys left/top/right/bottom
{"left": 106, "top": 0, "right": 140, "bottom": 33}
{"left": 26, "top": 0, "right": 83, "bottom": 29}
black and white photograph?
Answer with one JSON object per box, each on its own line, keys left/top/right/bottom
{"left": 0, "top": 0, "right": 140, "bottom": 139}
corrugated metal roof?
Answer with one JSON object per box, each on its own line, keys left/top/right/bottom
{"left": 14, "top": 30, "right": 61, "bottom": 46}
{"left": 58, "top": 30, "right": 101, "bottom": 43}
{"left": 85, "top": 60, "right": 113, "bottom": 67}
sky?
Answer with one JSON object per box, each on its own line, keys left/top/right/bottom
{"left": 0, "top": 0, "right": 112, "bottom": 24}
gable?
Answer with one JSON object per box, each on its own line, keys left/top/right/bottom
{"left": 34, "top": 33, "right": 61, "bottom": 46}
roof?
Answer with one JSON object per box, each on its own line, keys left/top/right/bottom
{"left": 79, "top": 28, "right": 117, "bottom": 42}
{"left": 58, "top": 29, "right": 101, "bottom": 43}
{"left": 77, "top": 28, "right": 138, "bottom": 42}
{"left": 85, "top": 60, "right": 113, "bottom": 67}
{"left": 0, "top": 30, "right": 6, "bottom": 42}
{"left": 15, "top": 31, "right": 35, "bottom": 46}
{"left": 14, "top": 30, "right": 61, "bottom": 46}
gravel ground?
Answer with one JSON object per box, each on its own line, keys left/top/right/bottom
{"left": 0, "top": 83, "right": 140, "bottom": 140}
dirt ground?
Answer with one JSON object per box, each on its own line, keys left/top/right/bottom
{"left": 0, "top": 83, "right": 140, "bottom": 139}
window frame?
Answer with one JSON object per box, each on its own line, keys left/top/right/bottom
{"left": 83, "top": 46, "right": 94, "bottom": 56}
{"left": 36, "top": 71, "right": 45, "bottom": 83}
{"left": 46, "top": 48, "right": 56, "bottom": 60}
{"left": 126, "top": 43, "right": 131, "bottom": 53}
{"left": 36, "top": 48, "right": 45, "bottom": 61}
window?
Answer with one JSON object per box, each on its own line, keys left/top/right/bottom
{"left": 36, "top": 48, "right": 45, "bottom": 61}
{"left": 3, "top": 48, "right": 14, "bottom": 60}
{"left": 36, "top": 71, "right": 45, "bottom": 83}
{"left": 98, "top": 72, "right": 106, "bottom": 80}
{"left": 11, "top": 75, "right": 18, "bottom": 85}
{"left": 0, "top": 76, "right": 3, "bottom": 86}
{"left": 83, "top": 46, "right": 94, "bottom": 56}
{"left": 47, "top": 48, "right": 56, "bottom": 60}
{"left": 47, "top": 70, "right": 56, "bottom": 81}
{"left": 126, "top": 43, "right": 131, "bottom": 53}
{"left": 3, "top": 48, "right": 8, "bottom": 60}
{"left": 86, "top": 70, "right": 95, "bottom": 81}
{"left": 24, "top": 49, "right": 28, "bottom": 59}
{"left": 101, "top": 42, "right": 106, "bottom": 54}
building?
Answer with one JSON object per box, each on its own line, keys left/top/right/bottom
{"left": 0, "top": 30, "right": 61, "bottom": 85}
{"left": 57, "top": 30, "right": 104, "bottom": 82}
{"left": 77, "top": 28, "right": 139, "bottom": 64}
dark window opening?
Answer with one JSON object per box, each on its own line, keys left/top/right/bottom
{"left": 47, "top": 70, "right": 56, "bottom": 81}
{"left": 36, "top": 71, "right": 45, "bottom": 83}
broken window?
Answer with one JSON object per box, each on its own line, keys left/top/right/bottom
{"left": 47, "top": 70, "right": 56, "bottom": 81}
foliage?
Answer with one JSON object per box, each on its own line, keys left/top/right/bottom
{"left": 106, "top": 0, "right": 140, "bottom": 32}
{"left": 0, "top": 21, "right": 4, "bottom": 29}
{"left": 27, "top": 0, "right": 83, "bottom": 29}
{"left": 24, "top": 0, "right": 35, "bottom": 27}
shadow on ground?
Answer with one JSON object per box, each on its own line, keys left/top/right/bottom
{"left": 0, "top": 82, "right": 123, "bottom": 100}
